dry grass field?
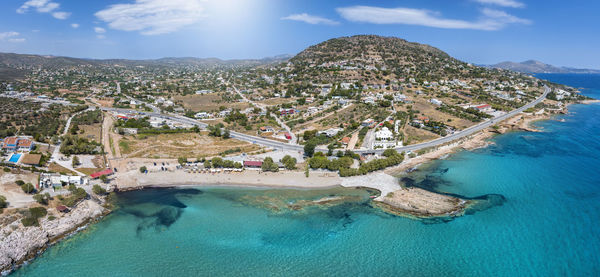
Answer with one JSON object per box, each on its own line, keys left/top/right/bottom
{"left": 403, "top": 126, "right": 440, "bottom": 145}
{"left": 174, "top": 94, "right": 250, "bottom": 112}
{"left": 78, "top": 123, "right": 102, "bottom": 143}
{"left": 118, "top": 132, "right": 262, "bottom": 159}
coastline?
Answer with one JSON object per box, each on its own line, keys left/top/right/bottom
{"left": 4, "top": 99, "right": 591, "bottom": 275}
{"left": 0, "top": 199, "right": 108, "bottom": 274}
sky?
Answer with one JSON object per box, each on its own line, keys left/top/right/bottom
{"left": 1, "top": 0, "right": 599, "bottom": 69}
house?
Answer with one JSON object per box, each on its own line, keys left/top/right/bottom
{"left": 430, "top": 98, "right": 443, "bottom": 106}
{"left": 318, "top": 128, "right": 342, "bottom": 137}
{"left": 475, "top": 104, "right": 493, "bottom": 113}
{"left": 56, "top": 205, "right": 69, "bottom": 213}
{"left": 90, "top": 169, "right": 114, "bottom": 179}
{"left": 362, "top": 119, "right": 375, "bottom": 127}
{"left": 195, "top": 112, "right": 211, "bottom": 119}
{"left": 243, "top": 160, "right": 263, "bottom": 169}
{"left": 279, "top": 108, "right": 295, "bottom": 116}
{"left": 340, "top": 137, "right": 351, "bottom": 145}
{"left": 259, "top": 126, "right": 275, "bottom": 133}
{"left": 375, "top": 127, "right": 394, "bottom": 140}
{"left": 196, "top": 89, "right": 213, "bottom": 94}
{"left": 394, "top": 94, "right": 407, "bottom": 102}
{"left": 1, "top": 137, "right": 34, "bottom": 152}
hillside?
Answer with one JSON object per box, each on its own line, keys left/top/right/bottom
{"left": 489, "top": 60, "right": 600, "bottom": 74}
{"left": 287, "top": 35, "right": 494, "bottom": 83}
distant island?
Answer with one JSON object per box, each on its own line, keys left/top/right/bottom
{"left": 487, "top": 60, "right": 600, "bottom": 74}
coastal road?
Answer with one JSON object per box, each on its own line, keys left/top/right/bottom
{"left": 101, "top": 86, "right": 550, "bottom": 155}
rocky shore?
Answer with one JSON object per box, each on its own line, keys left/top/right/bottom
{"left": 0, "top": 200, "right": 107, "bottom": 274}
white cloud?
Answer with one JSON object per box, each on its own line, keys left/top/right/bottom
{"left": 336, "top": 5, "right": 530, "bottom": 31}
{"left": 95, "top": 0, "right": 206, "bottom": 35}
{"left": 0, "top": 31, "right": 25, "bottom": 42}
{"left": 51, "top": 11, "right": 70, "bottom": 19}
{"left": 71, "top": 23, "right": 79, "bottom": 28}
{"left": 474, "top": 0, "right": 525, "bottom": 8}
{"left": 281, "top": 13, "right": 339, "bottom": 25}
{"left": 94, "top": 27, "right": 106, "bottom": 34}
{"left": 17, "top": 0, "right": 70, "bottom": 19}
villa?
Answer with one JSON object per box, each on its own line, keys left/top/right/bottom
{"left": 1, "top": 137, "right": 35, "bottom": 152}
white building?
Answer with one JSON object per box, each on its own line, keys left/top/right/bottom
{"left": 430, "top": 98, "right": 443, "bottom": 106}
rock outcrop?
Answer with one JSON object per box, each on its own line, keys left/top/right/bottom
{"left": 0, "top": 200, "right": 105, "bottom": 273}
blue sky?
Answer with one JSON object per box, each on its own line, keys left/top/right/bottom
{"left": 1, "top": 0, "right": 599, "bottom": 68}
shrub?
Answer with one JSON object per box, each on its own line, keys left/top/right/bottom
{"left": 15, "top": 180, "right": 25, "bottom": 186}
{"left": 21, "top": 183, "right": 35, "bottom": 194}
{"left": 139, "top": 166, "right": 147, "bottom": 173}
{"left": 92, "top": 184, "right": 106, "bottom": 195}
{"left": 2, "top": 167, "right": 10, "bottom": 172}
{"left": 21, "top": 207, "right": 47, "bottom": 227}
{"left": 33, "top": 193, "right": 51, "bottom": 205}
{"left": 0, "top": 195, "right": 7, "bottom": 211}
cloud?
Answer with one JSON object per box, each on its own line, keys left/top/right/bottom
{"left": 94, "top": 27, "right": 106, "bottom": 34}
{"left": 71, "top": 23, "right": 79, "bottom": 28}
{"left": 336, "top": 5, "right": 530, "bottom": 31}
{"left": 51, "top": 11, "right": 70, "bottom": 19}
{"left": 96, "top": 35, "right": 106, "bottom": 39}
{"left": 17, "top": 0, "right": 70, "bottom": 19}
{"left": 0, "top": 31, "right": 26, "bottom": 42}
{"left": 474, "top": 0, "right": 525, "bottom": 8}
{"left": 281, "top": 13, "right": 339, "bottom": 25}
{"left": 95, "top": 0, "right": 206, "bottom": 35}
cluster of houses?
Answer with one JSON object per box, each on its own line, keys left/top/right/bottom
{"left": 39, "top": 173, "right": 88, "bottom": 190}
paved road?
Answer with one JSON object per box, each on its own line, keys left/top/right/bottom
{"left": 101, "top": 86, "right": 549, "bottom": 155}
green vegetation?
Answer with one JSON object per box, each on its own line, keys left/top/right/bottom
{"left": 139, "top": 166, "right": 147, "bottom": 173}
{"left": 60, "top": 135, "right": 102, "bottom": 155}
{"left": 281, "top": 155, "right": 297, "bottom": 170}
{"left": 92, "top": 184, "right": 107, "bottom": 195}
{"left": 61, "top": 184, "right": 88, "bottom": 207}
{"left": 203, "top": 157, "right": 243, "bottom": 169}
{"left": 72, "top": 156, "right": 80, "bottom": 167}
{"left": 21, "top": 207, "right": 47, "bottom": 227}
{"left": 339, "top": 150, "right": 404, "bottom": 177}
{"left": 261, "top": 157, "right": 279, "bottom": 172}
{"left": 21, "top": 183, "right": 35, "bottom": 194}
{"left": 0, "top": 195, "right": 7, "bottom": 212}
{"left": 33, "top": 193, "right": 52, "bottom": 205}
{"left": 304, "top": 141, "right": 316, "bottom": 157}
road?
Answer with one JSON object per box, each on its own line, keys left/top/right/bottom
{"left": 101, "top": 86, "right": 549, "bottom": 155}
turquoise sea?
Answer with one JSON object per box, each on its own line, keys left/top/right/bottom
{"left": 13, "top": 74, "right": 600, "bottom": 276}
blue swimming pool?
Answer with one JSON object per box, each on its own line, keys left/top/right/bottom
{"left": 8, "top": 153, "right": 22, "bottom": 163}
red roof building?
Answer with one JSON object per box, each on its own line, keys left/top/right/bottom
{"left": 243, "top": 161, "right": 263, "bottom": 168}
{"left": 90, "top": 169, "right": 114, "bottom": 179}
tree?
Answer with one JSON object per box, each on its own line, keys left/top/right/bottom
{"left": 33, "top": 193, "right": 51, "bottom": 205}
{"left": 178, "top": 157, "right": 187, "bottom": 166}
{"left": 261, "top": 157, "right": 279, "bottom": 172}
{"left": 304, "top": 141, "right": 316, "bottom": 157}
{"left": 139, "top": 166, "right": 147, "bottom": 173}
{"left": 222, "top": 129, "right": 230, "bottom": 139}
{"left": 21, "top": 183, "right": 35, "bottom": 194}
{"left": 92, "top": 184, "right": 107, "bottom": 195}
{"left": 281, "top": 155, "right": 297, "bottom": 170}
{"left": 0, "top": 195, "right": 7, "bottom": 210}
{"left": 72, "top": 156, "right": 80, "bottom": 168}
{"left": 99, "top": 175, "right": 108, "bottom": 183}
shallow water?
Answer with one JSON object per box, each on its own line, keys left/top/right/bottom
{"left": 13, "top": 74, "right": 600, "bottom": 276}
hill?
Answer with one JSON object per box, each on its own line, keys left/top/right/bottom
{"left": 489, "top": 60, "right": 600, "bottom": 74}
{"left": 286, "top": 35, "right": 495, "bottom": 84}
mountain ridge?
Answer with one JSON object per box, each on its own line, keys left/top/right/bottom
{"left": 489, "top": 60, "right": 600, "bottom": 74}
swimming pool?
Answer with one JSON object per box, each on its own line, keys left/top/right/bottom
{"left": 8, "top": 153, "right": 22, "bottom": 163}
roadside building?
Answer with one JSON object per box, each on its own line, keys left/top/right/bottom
{"left": 243, "top": 160, "right": 263, "bottom": 169}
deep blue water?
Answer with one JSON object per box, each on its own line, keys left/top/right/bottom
{"left": 13, "top": 74, "right": 600, "bottom": 276}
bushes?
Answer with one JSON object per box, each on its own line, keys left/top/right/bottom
{"left": 339, "top": 152, "right": 405, "bottom": 177}
{"left": 207, "top": 157, "right": 242, "bottom": 169}
{"left": 21, "top": 207, "right": 47, "bottom": 227}
{"left": 60, "top": 135, "right": 102, "bottom": 155}
{"left": 304, "top": 141, "right": 316, "bottom": 157}
{"left": 309, "top": 154, "right": 353, "bottom": 171}
{"left": 261, "top": 157, "right": 279, "bottom": 172}
{"left": 92, "top": 184, "right": 107, "bottom": 195}
{"left": 62, "top": 185, "right": 88, "bottom": 207}
{"left": 139, "top": 166, "right": 147, "bottom": 173}
{"left": 33, "top": 193, "right": 51, "bottom": 205}
{"left": 21, "top": 183, "right": 35, "bottom": 194}
{"left": 0, "top": 195, "right": 6, "bottom": 211}
{"left": 281, "top": 155, "right": 297, "bottom": 170}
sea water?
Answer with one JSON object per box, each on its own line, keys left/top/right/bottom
{"left": 13, "top": 74, "right": 600, "bottom": 276}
